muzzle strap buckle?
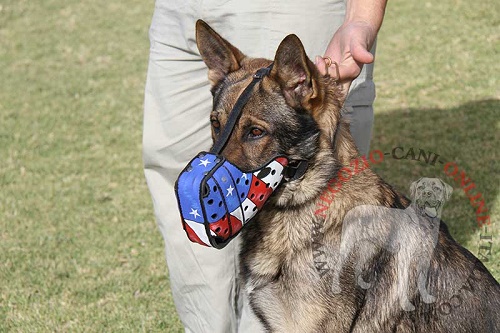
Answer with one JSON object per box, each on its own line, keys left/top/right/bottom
{"left": 284, "top": 160, "right": 309, "bottom": 181}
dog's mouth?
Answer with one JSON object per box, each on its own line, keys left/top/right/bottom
{"left": 416, "top": 199, "right": 441, "bottom": 218}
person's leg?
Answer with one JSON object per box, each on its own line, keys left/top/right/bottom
{"left": 143, "top": 2, "right": 241, "bottom": 332}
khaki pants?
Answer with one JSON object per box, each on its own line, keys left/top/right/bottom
{"left": 143, "top": 1, "right": 375, "bottom": 332}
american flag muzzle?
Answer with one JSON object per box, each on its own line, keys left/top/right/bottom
{"left": 175, "top": 152, "right": 288, "bottom": 249}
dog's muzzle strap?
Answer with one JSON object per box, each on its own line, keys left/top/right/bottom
{"left": 210, "top": 63, "right": 274, "bottom": 155}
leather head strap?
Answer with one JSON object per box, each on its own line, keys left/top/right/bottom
{"left": 210, "top": 63, "right": 308, "bottom": 181}
{"left": 210, "top": 64, "right": 274, "bottom": 155}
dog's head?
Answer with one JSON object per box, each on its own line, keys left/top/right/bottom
{"left": 409, "top": 178, "right": 453, "bottom": 218}
{"left": 196, "top": 20, "right": 357, "bottom": 206}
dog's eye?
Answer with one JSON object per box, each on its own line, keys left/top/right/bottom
{"left": 433, "top": 186, "right": 442, "bottom": 192}
{"left": 248, "top": 127, "right": 265, "bottom": 139}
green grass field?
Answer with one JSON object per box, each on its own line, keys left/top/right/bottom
{"left": 1, "top": 0, "right": 498, "bottom": 331}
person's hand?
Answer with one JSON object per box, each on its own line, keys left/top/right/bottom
{"left": 315, "top": 21, "right": 377, "bottom": 92}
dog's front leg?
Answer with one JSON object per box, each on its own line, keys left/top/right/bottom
{"left": 416, "top": 255, "right": 436, "bottom": 304}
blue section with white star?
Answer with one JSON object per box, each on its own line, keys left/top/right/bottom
{"left": 222, "top": 162, "right": 252, "bottom": 202}
{"left": 176, "top": 153, "right": 220, "bottom": 224}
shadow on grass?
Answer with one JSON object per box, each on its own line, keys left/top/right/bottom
{"left": 370, "top": 99, "right": 499, "bottom": 265}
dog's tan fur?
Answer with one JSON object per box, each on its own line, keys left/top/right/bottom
{"left": 195, "top": 20, "right": 500, "bottom": 333}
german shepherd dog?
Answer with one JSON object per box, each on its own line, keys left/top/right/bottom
{"left": 195, "top": 20, "right": 500, "bottom": 332}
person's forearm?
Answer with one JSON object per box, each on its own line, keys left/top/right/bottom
{"left": 344, "top": 0, "right": 387, "bottom": 33}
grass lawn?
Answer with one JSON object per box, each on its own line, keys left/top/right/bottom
{"left": 0, "top": 0, "right": 498, "bottom": 332}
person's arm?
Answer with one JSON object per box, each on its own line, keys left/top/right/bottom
{"left": 316, "top": 0, "right": 387, "bottom": 89}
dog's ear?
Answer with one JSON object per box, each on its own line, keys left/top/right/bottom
{"left": 439, "top": 179, "right": 453, "bottom": 201}
{"left": 409, "top": 178, "right": 422, "bottom": 200}
{"left": 271, "top": 34, "right": 319, "bottom": 110}
{"left": 196, "top": 20, "right": 245, "bottom": 86}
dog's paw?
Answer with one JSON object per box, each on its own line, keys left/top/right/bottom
{"left": 401, "top": 300, "right": 416, "bottom": 312}
{"left": 421, "top": 293, "right": 436, "bottom": 304}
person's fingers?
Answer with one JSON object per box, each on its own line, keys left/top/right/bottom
{"left": 337, "top": 62, "right": 358, "bottom": 82}
{"left": 316, "top": 55, "right": 344, "bottom": 80}
{"left": 315, "top": 56, "right": 352, "bottom": 97}
{"left": 350, "top": 40, "right": 374, "bottom": 64}
{"left": 315, "top": 56, "right": 328, "bottom": 76}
